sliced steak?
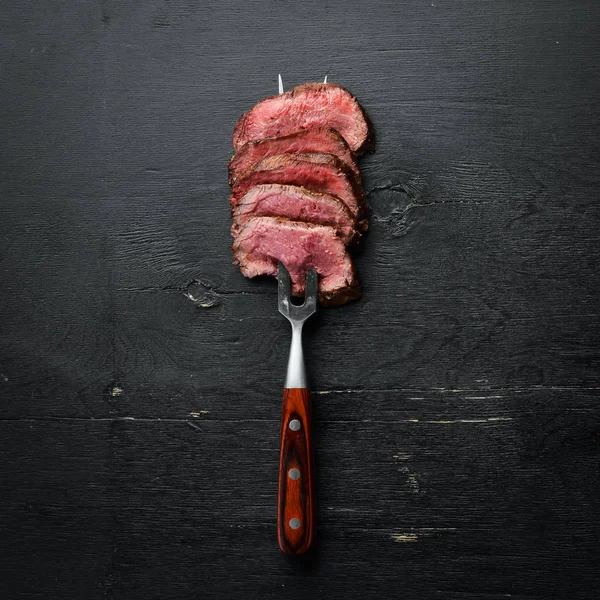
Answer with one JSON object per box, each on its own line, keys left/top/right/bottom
{"left": 229, "top": 127, "right": 360, "bottom": 185}
{"left": 230, "top": 153, "right": 367, "bottom": 227}
{"left": 233, "top": 217, "right": 360, "bottom": 307}
{"left": 232, "top": 184, "right": 357, "bottom": 245}
{"left": 232, "top": 83, "right": 373, "bottom": 154}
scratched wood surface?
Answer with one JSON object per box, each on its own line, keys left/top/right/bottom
{"left": 1, "top": 1, "right": 599, "bottom": 598}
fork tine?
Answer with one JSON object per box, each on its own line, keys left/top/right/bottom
{"left": 303, "top": 270, "right": 318, "bottom": 313}
{"left": 278, "top": 261, "right": 291, "bottom": 316}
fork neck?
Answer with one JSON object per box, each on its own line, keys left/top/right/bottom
{"left": 284, "top": 321, "right": 308, "bottom": 389}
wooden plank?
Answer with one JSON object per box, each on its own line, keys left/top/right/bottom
{"left": 2, "top": 196, "right": 599, "bottom": 418}
{"left": 1, "top": 399, "right": 598, "bottom": 598}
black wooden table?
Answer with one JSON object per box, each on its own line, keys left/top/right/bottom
{"left": 1, "top": 1, "right": 599, "bottom": 598}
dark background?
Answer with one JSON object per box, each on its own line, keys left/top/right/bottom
{"left": 1, "top": 1, "right": 599, "bottom": 598}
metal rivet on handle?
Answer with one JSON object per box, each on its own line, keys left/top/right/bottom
{"left": 289, "top": 518, "right": 301, "bottom": 530}
{"left": 289, "top": 419, "right": 301, "bottom": 431}
{"left": 288, "top": 468, "right": 300, "bottom": 480}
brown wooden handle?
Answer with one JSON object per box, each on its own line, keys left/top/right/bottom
{"left": 277, "top": 387, "right": 315, "bottom": 555}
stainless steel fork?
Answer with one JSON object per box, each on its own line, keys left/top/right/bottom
{"left": 276, "top": 262, "right": 317, "bottom": 555}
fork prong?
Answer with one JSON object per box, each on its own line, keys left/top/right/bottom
{"left": 278, "top": 261, "right": 291, "bottom": 316}
{"left": 303, "top": 269, "right": 318, "bottom": 314}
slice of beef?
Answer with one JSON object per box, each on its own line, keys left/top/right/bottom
{"left": 232, "top": 83, "right": 374, "bottom": 154}
{"left": 232, "top": 184, "right": 357, "bottom": 245}
{"left": 233, "top": 217, "right": 360, "bottom": 307}
{"left": 230, "top": 153, "right": 368, "bottom": 227}
{"left": 229, "top": 127, "right": 360, "bottom": 185}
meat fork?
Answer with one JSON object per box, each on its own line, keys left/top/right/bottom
{"left": 277, "top": 262, "right": 317, "bottom": 555}
{"left": 274, "top": 75, "right": 326, "bottom": 555}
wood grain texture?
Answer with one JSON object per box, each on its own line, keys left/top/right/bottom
{"left": 278, "top": 388, "right": 315, "bottom": 555}
{"left": 1, "top": 0, "right": 599, "bottom": 598}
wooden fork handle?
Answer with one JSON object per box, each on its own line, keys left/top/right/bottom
{"left": 277, "top": 387, "right": 315, "bottom": 555}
